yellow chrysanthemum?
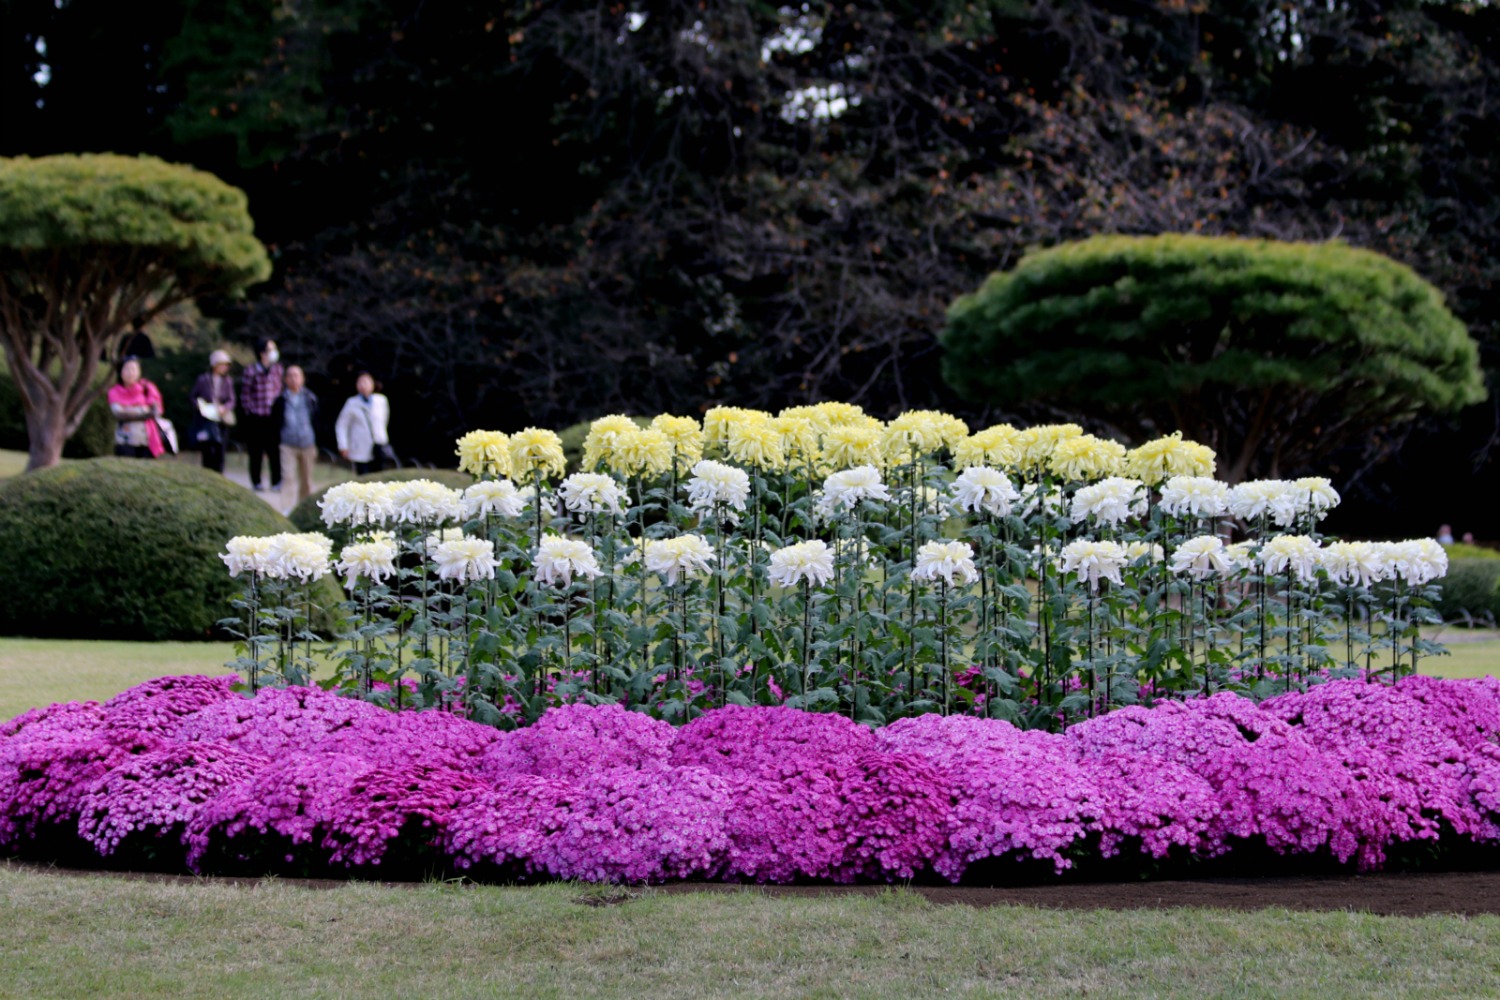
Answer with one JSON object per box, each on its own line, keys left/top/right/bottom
{"left": 649, "top": 414, "right": 704, "bottom": 472}
{"left": 881, "top": 411, "right": 945, "bottom": 461}
{"left": 1048, "top": 434, "right": 1126, "bottom": 482}
{"left": 610, "top": 428, "right": 674, "bottom": 479}
{"left": 1016, "top": 423, "right": 1084, "bottom": 474}
{"left": 773, "top": 416, "right": 820, "bottom": 467}
{"left": 1125, "top": 432, "right": 1218, "bottom": 485}
{"left": 703, "top": 406, "right": 772, "bottom": 446}
{"left": 953, "top": 424, "right": 1021, "bottom": 470}
{"left": 727, "top": 416, "right": 786, "bottom": 471}
{"left": 821, "top": 425, "right": 882, "bottom": 471}
{"left": 812, "top": 401, "right": 871, "bottom": 428}
{"left": 455, "top": 430, "right": 512, "bottom": 479}
{"left": 508, "top": 427, "right": 567, "bottom": 482}
{"left": 581, "top": 415, "right": 641, "bottom": 471}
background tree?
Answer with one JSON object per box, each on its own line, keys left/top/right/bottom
{"left": 942, "top": 234, "right": 1485, "bottom": 481}
{"left": 0, "top": 153, "right": 271, "bottom": 469}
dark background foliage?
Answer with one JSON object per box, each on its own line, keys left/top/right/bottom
{"left": 2, "top": 0, "right": 1496, "bottom": 535}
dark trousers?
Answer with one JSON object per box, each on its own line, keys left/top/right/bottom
{"left": 114, "top": 445, "right": 152, "bottom": 459}
{"left": 201, "top": 438, "right": 225, "bottom": 474}
{"left": 241, "top": 412, "right": 281, "bottom": 487}
{"left": 353, "top": 455, "right": 385, "bottom": 476}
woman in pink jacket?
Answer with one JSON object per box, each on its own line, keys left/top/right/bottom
{"left": 106, "top": 357, "right": 165, "bottom": 459}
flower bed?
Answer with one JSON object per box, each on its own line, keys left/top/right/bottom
{"left": 3, "top": 674, "right": 1498, "bottom": 884}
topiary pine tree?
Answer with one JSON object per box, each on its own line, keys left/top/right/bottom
{"left": 942, "top": 234, "right": 1486, "bottom": 481}
{"left": 0, "top": 153, "right": 270, "bottom": 470}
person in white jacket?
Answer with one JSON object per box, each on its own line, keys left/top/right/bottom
{"left": 334, "top": 372, "right": 392, "bottom": 474}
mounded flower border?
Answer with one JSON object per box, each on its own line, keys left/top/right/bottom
{"left": 3, "top": 674, "right": 1498, "bottom": 884}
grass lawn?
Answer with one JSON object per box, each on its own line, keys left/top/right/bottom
{"left": 0, "top": 865, "right": 1496, "bottom": 1000}
{"left": 0, "top": 638, "right": 234, "bottom": 721}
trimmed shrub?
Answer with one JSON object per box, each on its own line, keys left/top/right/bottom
{"left": 289, "top": 467, "right": 473, "bottom": 536}
{"left": 0, "top": 370, "right": 113, "bottom": 459}
{"left": 1433, "top": 560, "right": 1500, "bottom": 625}
{"left": 0, "top": 458, "right": 338, "bottom": 640}
{"left": 1445, "top": 542, "right": 1500, "bottom": 561}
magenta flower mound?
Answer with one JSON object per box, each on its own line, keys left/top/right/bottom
{"left": 3, "top": 675, "right": 1500, "bottom": 884}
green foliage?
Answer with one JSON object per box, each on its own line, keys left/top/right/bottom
{"left": 1445, "top": 542, "right": 1500, "bottom": 561}
{"left": 289, "top": 467, "right": 474, "bottom": 537}
{"left": 0, "top": 458, "right": 336, "bottom": 641}
{"left": 0, "top": 371, "right": 111, "bottom": 459}
{"left": 0, "top": 153, "right": 271, "bottom": 288}
{"left": 1433, "top": 561, "right": 1500, "bottom": 625}
{"left": 943, "top": 235, "right": 1486, "bottom": 479}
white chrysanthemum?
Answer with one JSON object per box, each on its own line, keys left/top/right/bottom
{"left": 1224, "top": 541, "right": 1256, "bottom": 573}
{"left": 1124, "top": 541, "right": 1164, "bottom": 563}
{"left": 1259, "top": 535, "right": 1322, "bottom": 583}
{"left": 221, "top": 535, "right": 275, "bottom": 577}
{"left": 1292, "top": 477, "right": 1342, "bottom": 519}
{"left": 685, "top": 459, "right": 751, "bottom": 516}
{"left": 1016, "top": 483, "right": 1069, "bottom": 523}
{"left": 950, "top": 466, "right": 1020, "bottom": 518}
{"left": 1228, "top": 480, "right": 1301, "bottom": 528}
{"left": 515, "top": 484, "right": 559, "bottom": 519}
{"left": 1058, "top": 539, "right": 1128, "bottom": 592}
{"left": 1170, "top": 535, "right": 1232, "bottom": 581}
{"left": 1069, "top": 477, "right": 1147, "bottom": 527}
{"left": 263, "top": 532, "right": 333, "bottom": 582}
{"left": 336, "top": 537, "right": 398, "bottom": 588}
{"left": 558, "top": 472, "right": 628, "bottom": 517}
{"left": 388, "top": 479, "right": 465, "bottom": 525}
{"left": 463, "top": 479, "right": 526, "bottom": 519}
{"left": 767, "top": 540, "right": 836, "bottom": 588}
{"left": 425, "top": 527, "right": 466, "bottom": 553}
{"left": 911, "top": 540, "right": 979, "bottom": 587}
{"left": 815, "top": 465, "right": 892, "bottom": 518}
{"left": 433, "top": 537, "right": 500, "bottom": 585}
{"left": 1389, "top": 538, "right": 1448, "bottom": 586}
{"left": 533, "top": 536, "right": 602, "bottom": 588}
{"left": 1159, "top": 476, "right": 1229, "bottom": 519}
{"left": 644, "top": 533, "right": 715, "bottom": 585}
{"left": 319, "top": 481, "right": 396, "bottom": 528}
{"left": 1322, "top": 541, "right": 1391, "bottom": 588}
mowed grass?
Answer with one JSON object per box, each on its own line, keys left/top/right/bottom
{"left": 1, "top": 865, "right": 1497, "bottom": 1000}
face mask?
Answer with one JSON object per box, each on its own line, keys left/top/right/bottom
{"left": 265, "top": 349, "right": 280, "bottom": 364}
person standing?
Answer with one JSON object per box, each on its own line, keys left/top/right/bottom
{"left": 274, "top": 365, "right": 320, "bottom": 503}
{"left": 106, "top": 357, "right": 165, "bottom": 459}
{"left": 191, "top": 349, "right": 237, "bottom": 474}
{"left": 239, "top": 338, "right": 285, "bottom": 491}
{"left": 334, "top": 371, "right": 391, "bottom": 475}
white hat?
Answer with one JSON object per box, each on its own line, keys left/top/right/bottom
{"left": 209, "top": 349, "right": 232, "bottom": 366}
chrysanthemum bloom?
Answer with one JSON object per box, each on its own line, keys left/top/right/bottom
{"left": 772, "top": 416, "right": 819, "bottom": 468}
{"left": 1017, "top": 482, "right": 1068, "bottom": 522}
{"left": 533, "top": 535, "right": 603, "bottom": 588}
{"left": 609, "top": 428, "right": 673, "bottom": 479}
{"left": 581, "top": 415, "right": 641, "bottom": 471}
{"left": 1170, "top": 536, "right": 1232, "bottom": 581}
{"left": 515, "top": 484, "right": 558, "bottom": 519}
{"left": 1070, "top": 477, "right": 1147, "bottom": 527}
{"left": 650, "top": 414, "right": 704, "bottom": 471}
{"left": 433, "top": 537, "right": 500, "bottom": 585}
{"left": 1048, "top": 434, "right": 1126, "bottom": 482}
{"left": 911, "top": 540, "right": 979, "bottom": 587}
{"left": 455, "top": 430, "right": 512, "bottom": 479}
{"left": 1224, "top": 541, "right": 1256, "bottom": 573}
{"left": 815, "top": 465, "right": 892, "bottom": 518}
{"left": 221, "top": 535, "right": 275, "bottom": 577}
{"left": 1124, "top": 540, "right": 1164, "bottom": 563}
{"left": 767, "top": 539, "right": 836, "bottom": 588}
{"left": 508, "top": 427, "right": 567, "bottom": 481}
{"left": 389, "top": 479, "right": 465, "bottom": 526}
{"left": 809, "top": 401, "right": 870, "bottom": 429}
{"left": 726, "top": 415, "right": 786, "bottom": 471}
{"left": 703, "top": 406, "right": 765, "bottom": 446}
{"left": 1058, "top": 539, "right": 1128, "bottom": 591}
{"left": 558, "top": 472, "right": 628, "bottom": 517}
{"left": 644, "top": 533, "right": 715, "bottom": 585}
{"left": 425, "top": 527, "right": 466, "bottom": 553}
{"left": 264, "top": 532, "right": 333, "bottom": 582}
{"left": 1228, "top": 480, "right": 1301, "bottom": 528}
{"left": 1322, "top": 541, "right": 1391, "bottom": 588}
{"left": 463, "top": 479, "right": 526, "bottom": 519}
{"left": 1292, "top": 477, "right": 1341, "bottom": 520}
{"left": 1387, "top": 538, "right": 1448, "bottom": 586}
{"left": 951, "top": 466, "right": 1020, "bottom": 518}
{"left": 318, "top": 481, "right": 396, "bottom": 528}
{"left": 1016, "top": 423, "right": 1083, "bottom": 474}
{"left": 336, "top": 537, "right": 398, "bottom": 588}
{"left": 882, "top": 410, "right": 965, "bottom": 461}
{"left": 686, "top": 460, "right": 751, "bottom": 516}
{"left": 820, "top": 424, "right": 882, "bottom": 471}
{"left": 1160, "top": 476, "right": 1229, "bottom": 519}
{"left": 1258, "top": 534, "right": 1322, "bottom": 583}
{"left": 1125, "top": 432, "right": 1217, "bottom": 485}
{"left": 953, "top": 425, "right": 1021, "bottom": 470}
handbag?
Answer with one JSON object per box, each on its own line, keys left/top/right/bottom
{"left": 155, "top": 417, "right": 179, "bottom": 455}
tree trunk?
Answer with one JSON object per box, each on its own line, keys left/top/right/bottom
{"left": 23, "top": 403, "right": 68, "bottom": 471}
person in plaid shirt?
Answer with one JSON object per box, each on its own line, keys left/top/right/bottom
{"left": 239, "top": 338, "right": 285, "bottom": 491}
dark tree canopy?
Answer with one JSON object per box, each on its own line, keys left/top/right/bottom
{"left": 943, "top": 234, "right": 1485, "bottom": 481}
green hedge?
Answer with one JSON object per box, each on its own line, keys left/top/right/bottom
{"left": 289, "top": 467, "right": 474, "bottom": 542}
{"left": 0, "top": 370, "right": 113, "bottom": 458}
{"left": 1433, "top": 559, "right": 1500, "bottom": 625}
{"left": 0, "top": 458, "right": 338, "bottom": 640}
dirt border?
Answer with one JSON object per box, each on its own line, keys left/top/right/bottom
{"left": 8, "top": 860, "right": 1500, "bottom": 918}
